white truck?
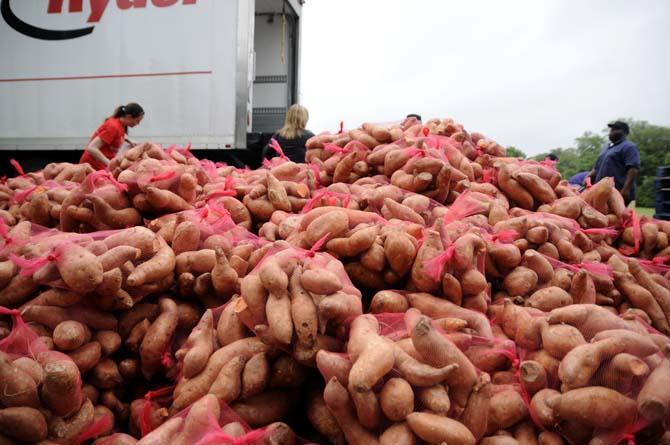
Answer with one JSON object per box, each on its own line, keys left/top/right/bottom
{"left": 0, "top": 0, "right": 303, "bottom": 171}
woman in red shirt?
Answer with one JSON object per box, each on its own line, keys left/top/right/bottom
{"left": 80, "top": 103, "right": 145, "bottom": 170}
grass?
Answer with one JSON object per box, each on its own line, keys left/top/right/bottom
{"left": 636, "top": 207, "right": 655, "bottom": 217}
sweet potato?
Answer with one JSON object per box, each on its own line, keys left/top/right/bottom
{"left": 380, "top": 378, "right": 414, "bottom": 421}
{"left": 409, "top": 311, "right": 477, "bottom": 413}
{"left": 289, "top": 267, "right": 318, "bottom": 353}
{"left": 127, "top": 240, "right": 176, "bottom": 287}
{"left": 41, "top": 357, "right": 83, "bottom": 416}
{"left": 241, "top": 352, "right": 269, "bottom": 400}
{"left": 503, "top": 266, "right": 538, "bottom": 296}
{"left": 140, "top": 298, "right": 179, "bottom": 379}
{"left": 88, "top": 195, "right": 141, "bottom": 228}
{"left": 529, "top": 388, "right": 560, "bottom": 428}
{"left": 487, "top": 388, "right": 528, "bottom": 433}
{"left": 119, "top": 302, "right": 159, "bottom": 338}
{"left": 93, "top": 330, "right": 122, "bottom": 356}
{"left": 176, "top": 310, "right": 215, "bottom": 379}
{"left": 305, "top": 210, "right": 349, "bottom": 246}
{"left": 53, "top": 320, "right": 91, "bottom": 351}
{"left": 629, "top": 259, "right": 670, "bottom": 327}
{"left": 614, "top": 271, "right": 670, "bottom": 334}
{"left": 146, "top": 186, "right": 193, "bottom": 212}
{"left": 540, "top": 321, "right": 585, "bottom": 359}
{"left": 370, "top": 290, "right": 409, "bottom": 313}
{"left": 407, "top": 292, "right": 492, "bottom": 338}
{"left": 393, "top": 346, "right": 457, "bottom": 387}
{"left": 171, "top": 338, "right": 270, "bottom": 413}
{"left": 546, "top": 387, "right": 636, "bottom": 429}
{"left": 175, "top": 249, "right": 216, "bottom": 275}
{"left": 519, "top": 360, "right": 547, "bottom": 396}
{"left": 417, "top": 383, "right": 450, "bottom": 415}
{"left": 68, "top": 341, "right": 102, "bottom": 373}
{"left": 0, "top": 352, "right": 40, "bottom": 408}
{"left": 637, "top": 358, "right": 670, "bottom": 422}
{"left": 327, "top": 225, "right": 378, "bottom": 257}
{"left": 527, "top": 287, "right": 572, "bottom": 312}
{"left": 406, "top": 412, "right": 475, "bottom": 445}
{"left": 0, "top": 406, "right": 48, "bottom": 442}
{"left": 498, "top": 165, "right": 534, "bottom": 210}
{"left": 348, "top": 315, "right": 394, "bottom": 392}
{"left": 209, "top": 356, "right": 246, "bottom": 403}
{"left": 411, "top": 230, "right": 443, "bottom": 293}
{"left": 171, "top": 221, "right": 200, "bottom": 255}
{"left": 323, "top": 377, "right": 380, "bottom": 445}
{"left": 0, "top": 274, "right": 39, "bottom": 307}
{"left": 91, "top": 358, "right": 123, "bottom": 390}
{"left": 546, "top": 304, "right": 630, "bottom": 339}
{"left": 231, "top": 390, "right": 293, "bottom": 428}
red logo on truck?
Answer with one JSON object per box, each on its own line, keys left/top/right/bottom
{"left": 2, "top": 0, "right": 196, "bottom": 40}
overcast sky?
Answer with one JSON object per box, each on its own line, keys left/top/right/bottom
{"left": 299, "top": 0, "right": 670, "bottom": 156}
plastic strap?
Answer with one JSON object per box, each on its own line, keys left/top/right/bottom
{"left": 541, "top": 253, "right": 613, "bottom": 278}
{"left": 443, "top": 191, "right": 486, "bottom": 225}
{"left": 141, "top": 386, "right": 174, "bottom": 437}
{"left": 11, "top": 185, "right": 38, "bottom": 204}
{"left": 0, "top": 218, "right": 10, "bottom": 244}
{"left": 9, "top": 158, "right": 25, "bottom": 176}
{"left": 73, "top": 413, "right": 114, "bottom": 445}
{"left": 482, "top": 168, "right": 496, "bottom": 184}
{"left": 307, "top": 233, "right": 331, "bottom": 255}
{"left": 268, "top": 138, "right": 288, "bottom": 160}
{"left": 423, "top": 245, "right": 455, "bottom": 282}
{"left": 149, "top": 170, "right": 177, "bottom": 183}
{"left": 10, "top": 251, "right": 59, "bottom": 277}
{"left": 638, "top": 256, "right": 670, "bottom": 274}
{"left": 404, "top": 147, "right": 427, "bottom": 159}
{"left": 620, "top": 211, "right": 641, "bottom": 255}
{"left": 483, "top": 229, "right": 518, "bottom": 244}
{"left": 302, "top": 189, "right": 351, "bottom": 213}
{"left": 324, "top": 142, "right": 349, "bottom": 155}
{"left": 0, "top": 306, "right": 20, "bottom": 316}
{"left": 582, "top": 227, "right": 620, "bottom": 237}
{"left": 194, "top": 427, "right": 269, "bottom": 445}
{"left": 200, "top": 159, "right": 219, "bottom": 179}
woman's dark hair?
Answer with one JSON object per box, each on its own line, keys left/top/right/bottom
{"left": 111, "top": 103, "right": 144, "bottom": 119}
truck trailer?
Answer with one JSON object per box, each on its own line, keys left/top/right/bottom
{"left": 0, "top": 0, "right": 303, "bottom": 174}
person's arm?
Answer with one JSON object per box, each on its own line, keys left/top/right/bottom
{"left": 621, "top": 168, "right": 638, "bottom": 201}
{"left": 85, "top": 136, "right": 110, "bottom": 167}
{"left": 587, "top": 168, "right": 595, "bottom": 180}
{"left": 620, "top": 144, "right": 641, "bottom": 201}
{"left": 124, "top": 136, "right": 138, "bottom": 147}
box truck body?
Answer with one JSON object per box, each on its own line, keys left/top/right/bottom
{"left": 0, "top": 0, "right": 301, "bottom": 160}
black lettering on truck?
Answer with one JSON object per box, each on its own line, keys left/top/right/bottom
{"left": 2, "top": 0, "right": 196, "bottom": 40}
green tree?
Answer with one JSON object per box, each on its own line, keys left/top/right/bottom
{"left": 505, "top": 146, "right": 527, "bottom": 159}
{"left": 624, "top": 119, "right": 670, "bottom": 207}
{"left": 574, "top": 131, "right": 605, "bottom": 173}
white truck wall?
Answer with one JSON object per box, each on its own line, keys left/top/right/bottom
{"left": 0, "top": 0, "right": 247, "bottom": 150}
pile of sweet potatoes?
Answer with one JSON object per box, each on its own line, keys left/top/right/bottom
{"left": 2, "top": 114, "right": 670, "bottom": 445}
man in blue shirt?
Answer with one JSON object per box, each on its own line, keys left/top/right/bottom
{"left": 588, "top": 121, "right": 640, "bottom": 205}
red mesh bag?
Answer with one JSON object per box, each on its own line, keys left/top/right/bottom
{"left": 262, "top": 138, "right": 291, "bottom": 169}
{"left": 137, "top": 393, "right": 305, "bottom": 445}
{"left": 0, "top": 306, "right": 97, "bottom": 442}
{"left": 301, "top": 188, "right": 353, "bottom": 213}
{"left": 237, "top": 239, "right": 361, "bottom": 358}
